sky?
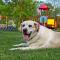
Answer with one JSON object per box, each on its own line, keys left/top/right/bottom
{"left": 40, "top": 0, "right": 46, "bottom": 2}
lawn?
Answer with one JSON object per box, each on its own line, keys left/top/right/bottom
{"left": 0, "top": 31, "right": 60, "bottom": 60}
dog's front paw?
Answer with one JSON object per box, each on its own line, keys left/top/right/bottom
{"left": 9, "top": 47, "right": 29, "bottom": 51}
{"left": 13, "top": 43, "right": 24, "bottom": 47}
{"left": 9, "top": 48, "right": 20, "bottom": 50}
{"left": 13, "top": 43, "right": 29, "bottom": 47}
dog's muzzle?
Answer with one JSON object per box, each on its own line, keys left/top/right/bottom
{"left": 23, "top": 28, "right": 27, "bottom": 33}
{"left": 23, "top": 28, "right": 32, "bottom": 41}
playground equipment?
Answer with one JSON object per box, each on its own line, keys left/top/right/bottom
{"left": 40, "top": 16, "right": 47, "bottom": 26}
{"left": 38, "top": 3, "right": 57, "bottom": 29}
{"left": 47, "top": 19, "right": 57, "bottom": 29}
{"left": 39, "top": 3, "right": 49, "bottom": 16}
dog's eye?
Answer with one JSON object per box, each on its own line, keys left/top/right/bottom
{"left": 29, "top": 25, "right": 32, "bottom": 27}
{"left": 22, "top": 24, "right": 25, "bottom": 27}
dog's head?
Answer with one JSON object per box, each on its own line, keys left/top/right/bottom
{"left": 20, "top": 20, "right": 39, "bottom": 41}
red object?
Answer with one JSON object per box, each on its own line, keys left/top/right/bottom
{"left": 39, "top": 3, "right": 49, "bottom": 10}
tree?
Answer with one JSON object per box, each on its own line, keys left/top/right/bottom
{"left": 12, "top": 0, "right": 37, "bottom": 27}
{"left": 46, "top": 0, "right": 60, "bottom": 7}
{"left": 46, "top": 0, "right": 60, "bottom": 18}
{"left": 0, "top": 0, "right": 37, "bottom": 27}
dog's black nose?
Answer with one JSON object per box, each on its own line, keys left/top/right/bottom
{"left": 23, "top": 28, "right": 27, "bottom": 32}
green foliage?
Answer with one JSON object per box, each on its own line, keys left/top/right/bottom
{"left": 0, "top": 0, "right": 34, "bottom": 16}
{"left": 0, "top": 0, "right": 37, "bottom": 27}
{"left": 46, "top": 0, "right": 60, "bottom": 18}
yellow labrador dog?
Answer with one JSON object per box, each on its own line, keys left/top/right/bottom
{"left": 10, "top": 20, "right": 60, "bottom": 50}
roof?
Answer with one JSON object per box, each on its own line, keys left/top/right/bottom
{"left": 39, "top": 3, "right": 49, "bottom": 10}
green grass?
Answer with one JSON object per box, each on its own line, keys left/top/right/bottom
{"left": 0, "top": 31, "right": 60, "bottom": 60}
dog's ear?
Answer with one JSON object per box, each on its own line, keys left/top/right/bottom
{"left": 34, "top": 22, "right": 39, "bottom": 32}
{"left": 18, "top": 23, "right": 22, "bottom": 32}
